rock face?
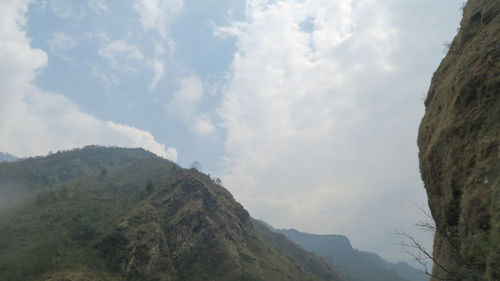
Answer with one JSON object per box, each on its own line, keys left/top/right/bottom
{"left": 97, "top": 172, "right": 341, "bottom": 281}
{"left": 417, "top": 1, "right": 500, "bottom": 280}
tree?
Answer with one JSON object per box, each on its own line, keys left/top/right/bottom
{"left": 214, "top": 178, "right": 223, "bottom": 186}
{"left": 397, "top": 204, "right": 487, "bottom": 281}
{"left": 145, "top": 180, "right": 154, "bottom": 192}
{"left": 100, "top": 168, "right": 108, "bottom": 178}
{"left": 189, "top": 161, "right": 202, "bottom": 171}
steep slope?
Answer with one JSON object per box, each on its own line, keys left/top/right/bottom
{"left": 275, "top": 228, "right": 427, "bottom": 281}
{"left": 0, "top": 147, "right": 341, "bottom": 281}
{"left": 417, "top": 1, "right": 500, "bottom": 280}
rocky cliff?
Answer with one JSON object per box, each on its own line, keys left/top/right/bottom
{"left": 417, "top": 1, "right": 500, "bottom": 280}
{"left": 96, "top": 171, "right": 339, "bottom": 281}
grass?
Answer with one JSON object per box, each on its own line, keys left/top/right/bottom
{"left": 0, "top": 152, "right": 179, "bottom": 280}
{"left": 0, "top": 148, "right": 338, "bottom": 281}
{"left": 0, "top": 172, "right": 150, "bottom": 280}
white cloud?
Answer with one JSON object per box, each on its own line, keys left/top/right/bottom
{"left": 50, "top": 0, "right": 85, "bottom": 19}
{"left": 95, "top": 35, "right": 165, "bottom": 91}
{"left": 0, "top": 0, "right": 176, "bottom": 161}
{"left": 147, "top": 44, "right": 167, "bottom": 91}
{"left": 133, "top": 0, "right": 184, "bottom": 38}
{"left": 90, "top": 65, "right": 120, "bottom": 90}
{"left": 98, "top": 39, "right": 145, "bottom": 72}
{"left": 217, "top": 0, "right": 460, "bottom": 261}
{"left": 89, "top": 0, "right": 108, "bottom": 14}
{"left": 106, "top": 121, "right": 177, "bottom": 160}
{"left": 149, "top": 58, "right": 164, "bottom": 90}
{"left": 165, "top": 76, "right": 216, "bottom": 136}
{"left": 99, "top": 40, "right": 144, "bottom": 61}
{"left": 47, "top": 31, "right": 75, "bottom": 52}
{"left": 192, "top": 115, "right": 215, "bottom": 136}
{"left": 131, "top": 0, "right": 184, "bottom": 89}
{"left": 166, "top": 76, "right": 204, "bottom": 120}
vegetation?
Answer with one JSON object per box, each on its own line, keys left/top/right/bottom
{"left": 0, "top": 147, "right": 176, "bottom": 280}
{"left": 0, "top": 145, "right": 157, "bottom": 190}
{"left": 189, "top": 160, "right": 202, "bottom": 171}
{"left": 0, "top": 147, "right": 339, "bottom": 281}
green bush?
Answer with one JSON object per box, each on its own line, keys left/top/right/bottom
{"left": 145, "top": 180, "right": 155, "bottom": 192}
{"left": 72, "top": 220, "right": 97, "bottom": 241}
{"left": 0, "top": 244, "right": 55, "bottom": 281}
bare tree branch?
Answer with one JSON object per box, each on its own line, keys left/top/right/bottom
{"left": 395, "top": 231, "right": 463, "bottom": 281}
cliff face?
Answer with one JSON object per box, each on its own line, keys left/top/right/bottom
{"left": 417, "top": 1, "right": 500, "bottom": 280}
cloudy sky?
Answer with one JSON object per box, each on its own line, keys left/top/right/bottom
{"left": 0, "top": 0, "right": 463, "bottom": 262}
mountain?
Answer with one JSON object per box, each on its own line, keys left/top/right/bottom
{"left": 252, "top": 220, "right": 340, "bottom": 281}
{"left": 417, "top": 0, "right": 500, "bottom": 280}
{"left": 0, "top": 146, "right": 341, "bottom": 281}
{"left": 0, "top": 145, "right": 158, "bottom": 189}
{"left": 0, "top": 152, "right": 18, "bottom": 163}
{"left": 274, "top": 228, "right": 428, "bottom": 281}
{"left": 0, "top": 146, "right": 159, "bottom": 211}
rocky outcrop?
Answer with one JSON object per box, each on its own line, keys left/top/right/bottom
{"left": 98, "top": 204, "right": 173, "bottom": 280}
{"left": 98, "top": 172, "right": 341, "bottom": 281}
{"left": 417, "top": 1, "right": 500, "bottom": 280}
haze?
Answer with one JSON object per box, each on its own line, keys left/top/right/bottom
{"left": 0, "top": 0, "right": 463, "bottom": 262}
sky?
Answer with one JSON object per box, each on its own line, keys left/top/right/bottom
{"left": 0, "top": 0, "right": 463, "bottom": 263}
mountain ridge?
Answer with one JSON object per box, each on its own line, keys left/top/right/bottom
{"left": 0, "top": 146, "right": 341, "bottom": 281}
{"left": 271, "top": 227, "right": 428, "bottom": 281}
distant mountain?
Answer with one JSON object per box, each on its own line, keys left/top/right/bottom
{"left": 274, "top": 228, "right": 429, "bottom": 281}
{"left": 0, "top": 146, "right": 341, "bottom": 281}
{"left": 0, "top": 152, "right": 18, "bottom": 162}
{"left": 252, "top": 220, "right": 340, "bottom": 281}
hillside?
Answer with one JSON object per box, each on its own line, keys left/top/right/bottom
{"left": 0, "top": 146, "right": 159, "bottom": 189}
{"left": 0, "top": 146, "right": 341, "bottom": 281}
{"left": 273, "top": 228, "right": 427, "bottom": 281}
{"left": 417, "top": 0, "right": 500, "bottom": 280}
{"left": 0, "top": 146, "right": 159, "bottom": 212}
